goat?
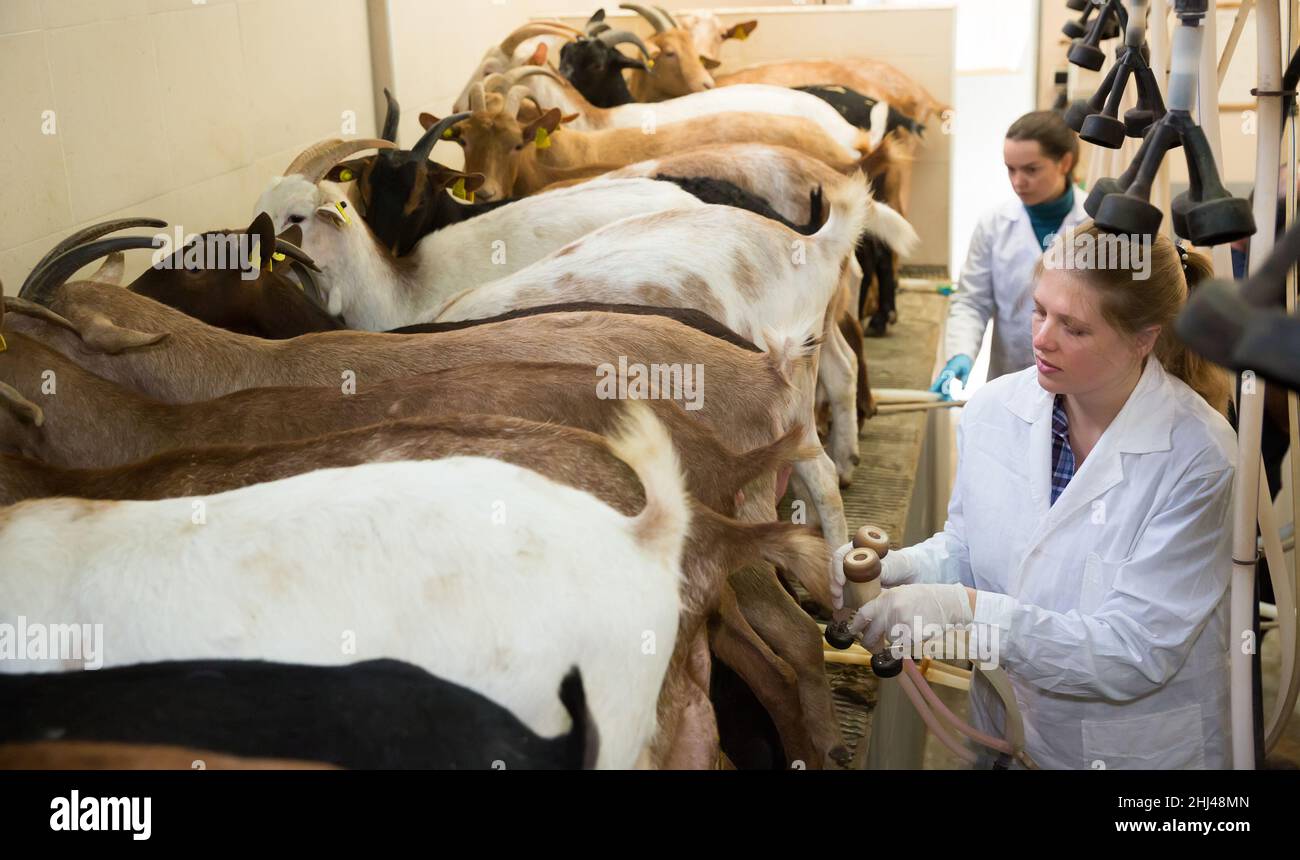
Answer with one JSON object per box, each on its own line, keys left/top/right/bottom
{"left": 487, "top": 63, "right": 882, "bottom": 156}
{"left": 602, "top": 141, "right": 914, "bottom": 336}
{"left": 0, "top": 404, "right": 690, "bottom": 769}
{"left": 0, "top": 316, "right": 808, "bottom": 510}
{"left": 1, "top": 660, "right": 598, "bottom": 770}
{"left": 715, "top": 60, "right": 946, "bottom": 220}
{"left": 13, "top": 237, "right": 852, "bottom": 530}
{"left": 328, "top": 101, "right": 825, "bottom": 279}
{"left": 421, "top": 173, "right": 878, "bottom": 493}
{"left": 125, "top": 217, "right": 340, "bottom": 339}
{"left": 619, "top": 4, "right": 716, "bottom": 101}
{"left": 451, "top": 20, "right": 584, "bottom": 113}
{"left": 325, "top": 105, "right": 507, "bottom": 257}
{"left": 0, "top": 741, "right": 338, "bottom": 770}
{"left": 795, "top": 85, "right": 926, "bottom": 140}
{"left": 558, "top": 9, "right": 652, "bottom": 108}
{"left": 719, "top": 59, "right": 950, "bottom": 128}
{"left": 257, "top": 167, "right": 707, "bottom": 330}
{"left": 451, "top": 78, "right": 871, "bottom": 201}
{"left": 674, "top": 11, "right": 756, "bottom": 67}
{"left": 0, "top": 409, "right": 831, "bottom": 767}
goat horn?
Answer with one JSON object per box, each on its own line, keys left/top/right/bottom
{"left": 654, "top": 5, "right": 679, "bottom": 28}
{"left": 412, "top": 112, "right": 471, "bottom": 159}
{"left": 620, "top": 3, "right": 670, "bottom": 33}
{"left": 469, "top": 81, "right": 487, "bottom": 112}
{"left": 1, "top": 296, "right": 83, "bottom": 340}
{"left": 503, "top": 64, "right": 568, "bottom": 87}
{"left": 482, "top": 73, "right": 513, "bottom": 95}
{"left": 500, "top": 23, "right": 579, "bottom": 55}
{"left": 293, "top": 260, "right": 327, "bottom": 312}
{"left": 380, "top": 88, "right": 400, "bottom": 143}
{"left": 588, "top": 22, "right": 612, "bottom": 36}
{"left": 20, "top": 237, "right": 160, "bottom": 307}
{"left": 273, "top": 238, "right": 321, "bottom": 272}
{"left": 598, "top": 29, "right": 651, "bottom": 58}
{"left": 283, "top": 138, "right": 396, "bottom": 184}
{"left": 504, "top": 85, "right": 537, "bottom": 119}
{"left": 18, "top": 218, "right": 166, "bottom": 298}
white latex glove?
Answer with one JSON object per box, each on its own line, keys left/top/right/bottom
{"left": 848, "top": 583, "right": 973, "bottom": 649}
{"left": 829, "top": 544, "right": 916, "bottom": 610}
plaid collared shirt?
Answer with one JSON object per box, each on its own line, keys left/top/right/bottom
{"left": 1050, "top": 394, "right": 1076, "bottom": 506}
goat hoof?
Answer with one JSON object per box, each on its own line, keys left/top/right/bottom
{"left": 865, "top": 314, "right": 888, "bottom": 338}
{"left": 850, "top": 454, "right": 861, "bottom": 467}
{"left": 828, "top": 745, "right": 853, "bottom": 768}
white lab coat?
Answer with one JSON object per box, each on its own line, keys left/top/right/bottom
{"left": 895, "top": 356, "right": 1237, "bottom": 768}
{"left": 945, "top": 192, "right": 1090, "bottom": 380}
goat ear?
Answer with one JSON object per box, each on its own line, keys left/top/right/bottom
{"left": 522, "top": 108, "right": 563, "bottom": 146}
{"left": 325, "top": 157, "right": 371, "bottom": 184}
{"left": 723, "top": 20, "right": 756, "bottom": 40}
{"left": 526, "top": 42, "right": 547, "bottom": 66}
{"left": 699, "top": 54, "right": 721, "bottom": 70}
{"left": 560, "top": 112, "right": 580, "bottom": 125}
{"left": 247, "top": 212, "right": 276, "bottom": 272}
{"left": 0, "top": 381, "right": 43, "bottom": 428}
{"left": 77, "top": 313, "right": 168, "bottom": 355}
{"left": 461, "top": 173, "right": 486, "bottom": 193}
{"left": 315, "top": 202, "right": 350, "bottom": 228}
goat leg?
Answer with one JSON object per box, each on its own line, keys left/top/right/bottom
{"left": 709, "top": 580, "right": 818, "bottom": 767}
{"left": 730, "top": 564, "right": 850, "bottom": 768}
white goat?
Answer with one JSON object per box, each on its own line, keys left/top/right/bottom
{"left": 256, "top": 173, "right": 704, "bottom": 332}
{"left": 0, "top": 406, "right": 687, "bottom": 770}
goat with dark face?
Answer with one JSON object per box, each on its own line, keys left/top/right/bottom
{"left": 127, "top": 215, "right": 339, "bottom": 338}
{"left": 557, "top": 8, "right": 651, "bottom": 108}
{"left": 324, "top": 91, "right": 509, "bottom": 257}
{"left": 16, "top": 216, "right": 337, "bottom": 339}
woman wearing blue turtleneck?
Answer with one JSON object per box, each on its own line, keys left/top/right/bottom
{"left": 931, "top": 111, "right": 1089, "bottom": 399}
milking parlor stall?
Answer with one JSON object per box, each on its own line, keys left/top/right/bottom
{"left": 1, "top": 0, "right": 1299, "bottom": 808}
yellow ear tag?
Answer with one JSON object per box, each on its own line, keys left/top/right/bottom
{"left": 534, "top": 127, "right": 552, "bottom": 149}
{"left": 442, "top": 128, "right": 456, "bottom": 139}
{"left": 452, "top": 177, "right": 468, "bottom": 200}
{"left": 338, "top": 168, "right": 354, "bottom": 182}
{"left": 335, "top": 200, "right": 351, "bottom": 225}
{"left": 646, "top": 58, "right": 655, "bottom": 70}
{"left": 0, "top": 334, "right": 7, "bottom": 353}
{"left": 269, "top": 250, "right": 286, "bottom": 272}
{"left": 734, "top": 26, "right": 749, "bottom": 40}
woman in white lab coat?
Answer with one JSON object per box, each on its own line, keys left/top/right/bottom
{"left": 835, "top": 224, "right": 1237, "bottom": 769}
{"left": 931, "top": 111, "right": 1090, "bottom": 399}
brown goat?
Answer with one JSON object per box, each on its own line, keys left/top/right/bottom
{"left": 450, "top": 88, "right": 868, "bottom": 200}
{"left": 0, "top": 343, "right": 811, "bottom": 525}
{"left": 126, "top": 216, "right": 341, "bottom": 339}
{"left": 620, "top": 4, "right": 717, "bottom": 102}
